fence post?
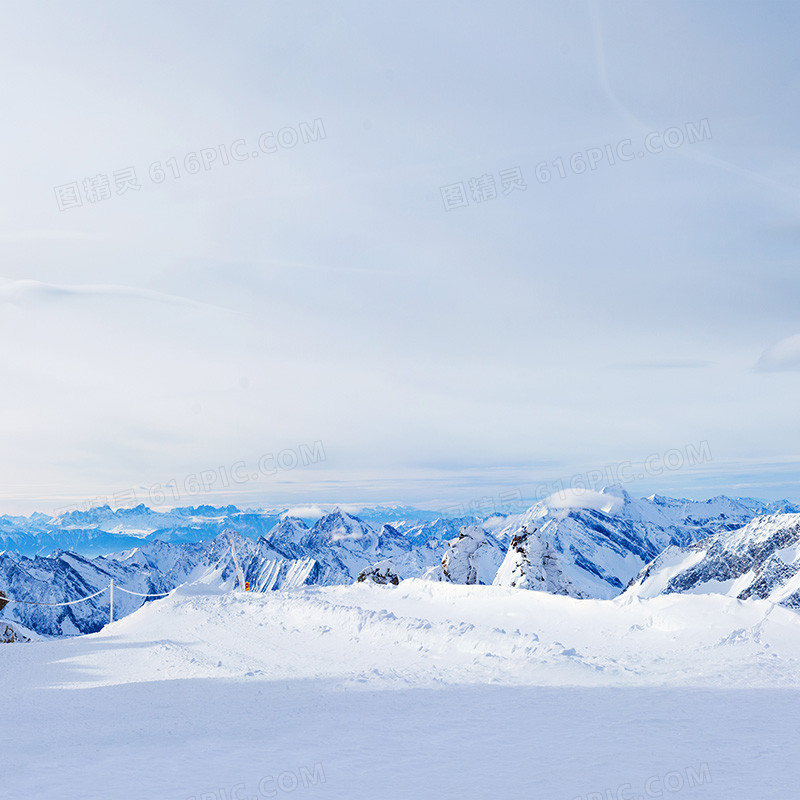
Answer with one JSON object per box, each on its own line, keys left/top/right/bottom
{"left": 109, "top": 579, "right": 114, "bottom": 624}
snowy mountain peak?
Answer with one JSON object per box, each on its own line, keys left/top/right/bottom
{"left": 308, "top": 510, "right": 376, "bottom": 543}
{"left": 267, "top": 516, "right": 309, "bottom": 546}
{"left": 626, "top": 512, "right": 800, "bottom": 607}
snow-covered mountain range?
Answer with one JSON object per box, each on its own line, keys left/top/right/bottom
{"left": 0, "top": 503, "right": 457, "bottom": 557}
{"left": 0, "top": 504, "right": 284, "bottom": 556}
{"left": 491, "top": 487, "right": 798, "bottom": 598}
{"left": 0, "top": 509, "right": 502, "bottom": 635}
{"left": 3, "top": 489, "right": 800, "bottom": 636}
{"left": 625, "top": 512, "right": 800, "bottom": 607}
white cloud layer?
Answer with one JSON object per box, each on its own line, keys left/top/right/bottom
{"left": 545, "top": 489, "right": 625, "bottom": 516}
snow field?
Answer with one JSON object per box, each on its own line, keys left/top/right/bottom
{"left": 4, "top": 580, "right": 800, "bottom": 799}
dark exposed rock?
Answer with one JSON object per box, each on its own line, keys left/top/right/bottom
{"left": 356, "top": 560, "right": 400, "bottom": 586}
{"left": 1, "top": 622, "right": 31, "bottom": 643}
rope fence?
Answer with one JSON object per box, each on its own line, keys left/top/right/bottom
{"left": 1, "top": 536, "right": 244, "bottom": 625}
{"left": 0, "top": 585, "right": 109, "bottom": 607}
{"left": 114, "top": 585, "right": 170, "bottom": 598}
{"left": 0, "top": 579, "right": 171, "bottom": 623}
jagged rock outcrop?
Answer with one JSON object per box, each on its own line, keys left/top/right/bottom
{"left": 356, "top": 559, "right": 400, "bottom": 586}
{"left": 442, "top": 526, "right": 485, "bottom": 584}
{"left": 1, "top": 621, "right": 31, "bottom": 643}
{"left": 423, "top": 525, "right": 506, "bottom": 585}
{"left": 493, "top": 525, "right": 584, "bottom": 595}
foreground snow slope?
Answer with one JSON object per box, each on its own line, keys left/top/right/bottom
{"left": 5, "top": 581, "right": 800, "bottom": 799}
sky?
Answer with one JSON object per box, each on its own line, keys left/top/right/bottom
{"left": 0, "top": 1, "right": 799, "bottom": 514}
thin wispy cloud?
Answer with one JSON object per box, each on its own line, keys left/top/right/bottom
{"left": 755, "top": 334, "right": 800, "bottom": 372}
{"left": 0, "top": 279, "right": 234, "bottom": 312}
{"left": 0, "top": 229, "right": 96, "bottom": 243}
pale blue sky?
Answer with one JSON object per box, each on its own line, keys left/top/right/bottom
{"left": 0, "top": 1, "right": 798, "bottom": 512}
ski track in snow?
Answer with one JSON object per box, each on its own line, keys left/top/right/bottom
{"left": 5, "top": 581, "right": 800, "bottom": 799}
